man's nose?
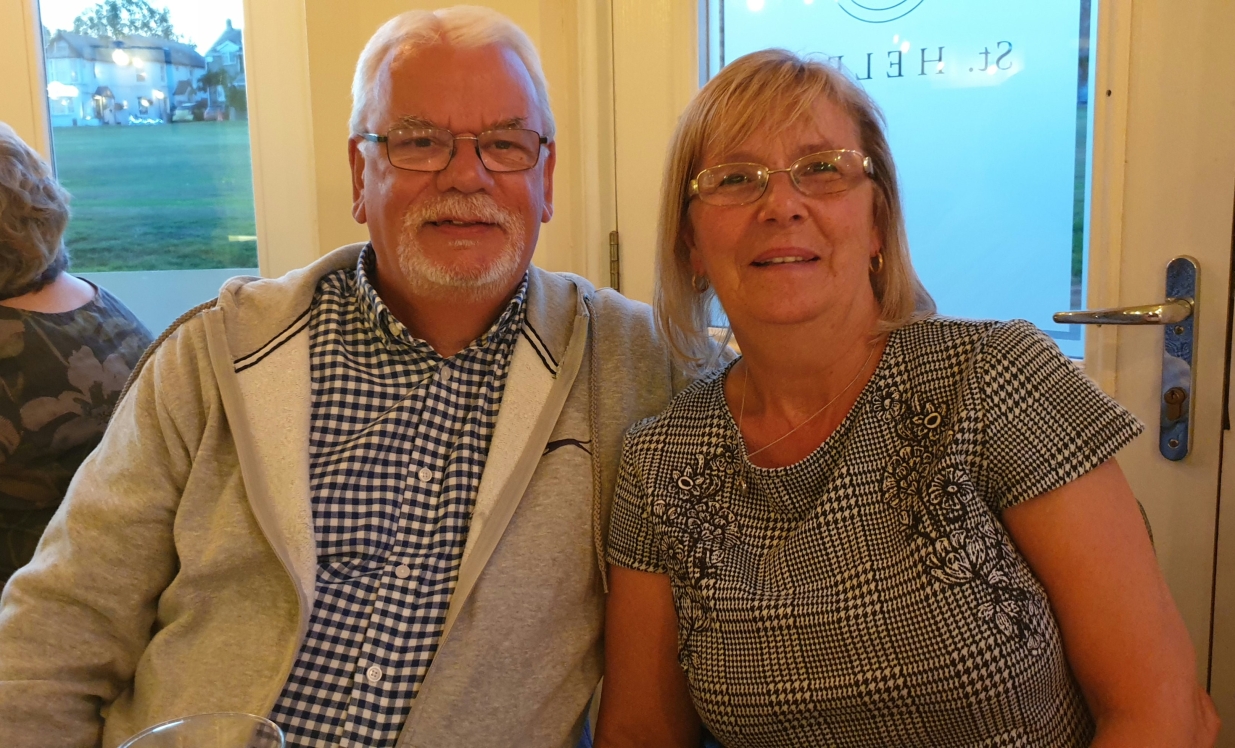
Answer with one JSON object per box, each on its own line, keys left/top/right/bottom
{"left": 435, "top": 135, "right": 493, "bottom": 193}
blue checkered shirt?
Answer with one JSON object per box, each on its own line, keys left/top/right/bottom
{"left": 268, "top": 247, "right": 527, "bottom": 747}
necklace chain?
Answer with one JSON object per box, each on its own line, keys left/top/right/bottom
{"left": 737, "top": 344, "right": 878, "bottom": 461}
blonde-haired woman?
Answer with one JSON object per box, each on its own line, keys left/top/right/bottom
{"left": 594, "top": 51, "right": 1216, "bottom": 747}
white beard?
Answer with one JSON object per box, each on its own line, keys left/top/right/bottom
{"left": 395, "top": 193, "right": 528, "bottom": 301}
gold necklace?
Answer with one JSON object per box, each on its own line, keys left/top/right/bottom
{"left": 737, "top": 344, "right": 878, "bottom": 461}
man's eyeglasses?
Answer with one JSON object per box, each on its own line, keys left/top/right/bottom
{"left": 688, "top": 149, "right": 875, "bottom": 206}
{"left": 360, "top": 126, "right": 548, "bottom": 173}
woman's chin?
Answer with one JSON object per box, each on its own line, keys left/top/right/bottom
{"left": 731, "top": 302, "right": 834, "bottom": 329}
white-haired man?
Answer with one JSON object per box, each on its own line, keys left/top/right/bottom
{"left": 0, "top": 7, "right": 700, "bottom": 747}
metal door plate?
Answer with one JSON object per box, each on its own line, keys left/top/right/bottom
{"left": 1160, "top": 256, "right": 1198, "bottom": 460}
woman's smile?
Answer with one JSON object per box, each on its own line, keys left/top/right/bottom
{"left": 749, "top": 247, "right": 820, "bottom": 267}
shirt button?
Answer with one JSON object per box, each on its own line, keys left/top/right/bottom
{"left": 366, "top": 665, "right": 383, "bottom": 684}
{"left": 417, "top": 467, "right": 433, "bottom": 483}
{"left": 439, "top": 367, "right": 452, "bottom": 382}
{"left": 395, "top": 564, "right": 411, "bottom": 579}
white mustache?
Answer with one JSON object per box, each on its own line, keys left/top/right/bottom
{"left": 405, "top": 193, "right": 522, "bottom": 233}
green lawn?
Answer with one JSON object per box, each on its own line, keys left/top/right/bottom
{"left": 53, "top": 122, "right": 259, "bottom": 272}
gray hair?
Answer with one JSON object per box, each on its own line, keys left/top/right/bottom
{"left": 0, "top": 123, "right": 70, "bottom": 299}
{"left": 655, "top": 49, "right": 936, "bottom": 376}
{"left": 349, "top": 6, "right": 555, "bottom": 140}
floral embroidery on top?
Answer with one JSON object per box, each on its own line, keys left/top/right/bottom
{"left": 653, "top": 444, "right": 741, "bottom": 668}
{"left": 875, "top": 388, "right": 1050, "bottom": 654}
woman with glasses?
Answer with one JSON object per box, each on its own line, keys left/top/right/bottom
{"left": 593, "top": 50, "right": 1216, "bottom": 747}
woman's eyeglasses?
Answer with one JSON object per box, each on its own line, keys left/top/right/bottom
{"left": 689, "top": 149, "right": 875, "bottom": 206}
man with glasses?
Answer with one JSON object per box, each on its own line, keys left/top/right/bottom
{"left": 0, "top": 7, "right": 700, "bottom": 748}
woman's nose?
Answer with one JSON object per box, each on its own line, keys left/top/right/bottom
{"left": 756, "top": 170, "right": 806, "bottom": 222}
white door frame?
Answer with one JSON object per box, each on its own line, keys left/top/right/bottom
{"left": 1096, "top": 0, "right": 1234, "bottom": 692}
{"left": 610, "top": 0, "right": 700, "bottom": 304}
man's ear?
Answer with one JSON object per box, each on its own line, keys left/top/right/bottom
{"left": 348, "top": 137, "right": 368, "bottom": 224}
{"left": 540, "top": 141, "right": 556, "bottom": 223}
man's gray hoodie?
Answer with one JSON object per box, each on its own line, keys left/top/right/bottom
{"left": 0, "top": 244, "right": 697, "bottom": 748}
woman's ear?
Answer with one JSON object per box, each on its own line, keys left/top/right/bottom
{"left": 681, "top": 220, "right": 705, "bottom": 277}
{"left": 870, "top": 190, "right": 887, "bottom": 259}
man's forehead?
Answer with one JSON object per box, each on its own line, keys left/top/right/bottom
{"left": 373, "top": 43, "right": 542, "bottom": 132}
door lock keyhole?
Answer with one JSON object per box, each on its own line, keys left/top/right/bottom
{"left": 1164, "top": 387, "right": 1188, "bottom": 422}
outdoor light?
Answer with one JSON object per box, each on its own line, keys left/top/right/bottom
{"left": 132, "top": 57, "right": 144, "bottom": 68}
{"left": 112, "top": 49, "right": 131, "bottom": 66}
{"left": 47, "top": 81, "right": 79, "bottom": 99}
{"left": 152, "top": 90, "right": 165, "bottom": 99}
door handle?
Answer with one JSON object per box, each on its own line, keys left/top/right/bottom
{"left": 1052, "top": 256, "right": 1198, "bottom": 461}
{"left": 1052, "top": 299, "right": 1192, "bottom": 325}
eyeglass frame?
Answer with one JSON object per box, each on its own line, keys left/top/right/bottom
{"left": 687, "top": 149, "right": 876, "bottom": 206}
{"left": 359, "top": 126, "right": 550, "bottom": 173}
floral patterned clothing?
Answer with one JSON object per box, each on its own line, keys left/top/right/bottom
{"left": 0, "top": 285, "right": 151, "bottom": 584}
{"left": 607, "top": 317, "right": 1143, "bottom": 748}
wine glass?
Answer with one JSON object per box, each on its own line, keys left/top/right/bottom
{"left": 117, "top": 712, "right": 285, "bottom": 748}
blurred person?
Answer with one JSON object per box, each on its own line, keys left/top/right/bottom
{"left": 0, "top": 122, "right": 151, "bottom": 586}
{"left": 0, "top": 7, "right": 706, "bottom": 748}
{"left": 596, "top": 50, "right": 1218, "bottom": 747}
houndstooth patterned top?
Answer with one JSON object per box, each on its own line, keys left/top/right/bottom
{"left": 269, "top": 247, "right": 526, "bottom": 747}
{"left": 607, "top": 317, "right": 1143, "bottom": 748}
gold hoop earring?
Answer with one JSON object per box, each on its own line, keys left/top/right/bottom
{"left": 870, "top": 251, "right": 885, "bottom": 274}
{"left": 692, "top": 275, "right": 710, "bottom": 293}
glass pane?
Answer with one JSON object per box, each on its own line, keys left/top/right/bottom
{"left": 707, "top": 0, "right": 1096, "bottom": 358}
{"left": 37, "top": 0, "right": 258, "bottom": 332}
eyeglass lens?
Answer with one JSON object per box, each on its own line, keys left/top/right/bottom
{"left": 696, "top": 150, "right": 868, "bottom": 206}
{"left": 385, "top": 127, "right": 542, "bottom": 172}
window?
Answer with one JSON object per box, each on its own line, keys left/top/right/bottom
{"left": 38, "top": 0, "right": 258, "bottom": 331}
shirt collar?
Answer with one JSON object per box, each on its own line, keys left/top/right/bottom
{"left": 353, "top": 244, "right": 528, "bottom": 356}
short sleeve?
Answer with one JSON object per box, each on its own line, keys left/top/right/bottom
{"left": 976, "top": 319, "right": 1144, "bottom": 512}
{"left": 605, "top": 430, "right": 667, "bottom": 573}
